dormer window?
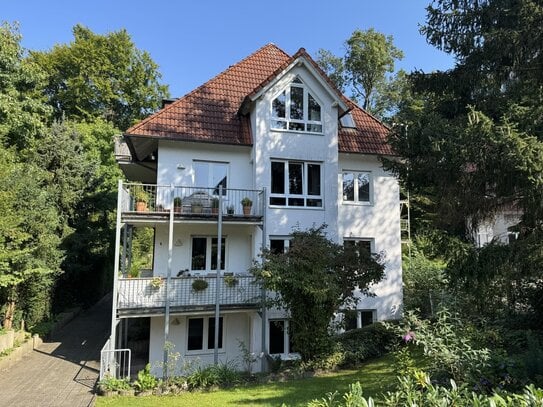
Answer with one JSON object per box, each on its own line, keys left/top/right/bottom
{"left": 271, "top": 77, "right": 322, "bottom": 133}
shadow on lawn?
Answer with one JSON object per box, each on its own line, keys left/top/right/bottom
{"left": 232, "top": 356, "right": 398, "bottom": 406}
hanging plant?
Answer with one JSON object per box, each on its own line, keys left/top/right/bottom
{"left": 192, "top": 279, "right": 208, "bottom": 292}
{"left": 150, "top": 277, "right": 163, "bottom": 289}
{"left": 224, "top": 275, "right": 239, "bottom": 287}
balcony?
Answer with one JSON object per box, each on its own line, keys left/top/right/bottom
{"left": 120, "top": 183, "right": 265, "bottom": 224}
{"left": 116, "top": 275, "right": 261, "bottom": 316}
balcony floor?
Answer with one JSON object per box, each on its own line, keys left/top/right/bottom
{"left": 121, "top": 211, "right": 263, "bottom": 226}
{"left": 117, "top": 302, "right": 260, "bottom": 318}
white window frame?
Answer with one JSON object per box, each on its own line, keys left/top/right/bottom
{"left": 341, "top": 309, "right": 376, "bottom": 330}
{"left": 271, "top": 78, "right": 323, "bottom": 134}
{"left": 268, "top": 319, "right": 294, "bottom": 357}
{"left": 270, "top": 160, "right": 323, "bottom": 208}
{"left": 343, "top": 237, "right": 374, "bottom": 255}
{"left": 190, "top": 235, "right": 227, "bottom": 273}
{"left": 193, "top": 160, "right": 229, "bottom": 195}
{"left": 269, "top": 236, "right": 291, "bottom": 253}
{"left": 186, "top": 316, "right": 224, "bottom": 354}
{"left": 341, "top": 170, "right": 372, "bottom": 205}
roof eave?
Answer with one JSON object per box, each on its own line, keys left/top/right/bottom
{"left": 246, "top": 56, "right": 348, "bottom": 112}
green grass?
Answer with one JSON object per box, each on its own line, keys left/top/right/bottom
{"left": 96, "top": 354, "right": 397, "bottom": 407}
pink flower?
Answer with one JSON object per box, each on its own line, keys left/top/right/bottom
{"left": 403, "top": 331, "right": 415, "bottom": 343}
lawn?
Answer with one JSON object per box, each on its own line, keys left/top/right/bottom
{"left": 96, "top": 354, "right": 398, "bottom": 407}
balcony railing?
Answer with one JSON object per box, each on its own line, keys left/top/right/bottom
{"left": 120, "top": 183, "right": 264, "bottom": 218}
{"left": 117, "top": 275, "right": 261, "bottom": 312}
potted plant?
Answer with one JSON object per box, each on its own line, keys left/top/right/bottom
{"left": 173, "top": 197, "right": 183, "bottom": 213}
{"left": 191, "top": 201, "right": 203, "bottom": 214}
{"left": 192, "top": 279, "right": 208, "bottom": 292}
{"left": 150, "top": 277, "right": 163, "bottom": 289}
{"left": 226, "top": 205, "right": 235, "bottom": 215}
{"left": 211, "top": 197, "right": 220, "bottom": 214}
{"left": 134, "top": 186, "right": 149, "bottom": 212}
{"left": 241, "top": 197, "right": 252, "bottom": 216}
{"left": 224, "top": 275, "right": 238, "bottom": 287}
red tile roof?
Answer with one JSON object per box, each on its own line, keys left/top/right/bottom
{"left": 125, "top": 43, "right": 394, "bottom": 156}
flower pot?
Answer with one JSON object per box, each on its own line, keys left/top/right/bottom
{"left": 243, "top": 205, "right": 252, "bottom": 216}
{"left": 135, "top": 201, "right": 148, "bottom": 212}
{"left": 211, "top": 207, "right": 219, "bottom": 215}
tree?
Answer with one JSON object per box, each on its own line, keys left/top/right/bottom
{"left": 0, "top": 149, "right": 62, "bottom": 329}
{"left": 0, "top": 22, "right": 51, "bottom": 150}
{"left": 251, "top": 226, "right": 385, "bottom": 361}
{"left": 30, "top": 24, "right": 169, "bottom": 130}
{"left": 385, "top": 0, "right": 543, "bottom": 323}
{"left": 316, "top": 28, "right": 404, "bottom": 119}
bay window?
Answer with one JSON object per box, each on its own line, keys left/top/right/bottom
{"left": 270, "top": 160, "right": 322, "bottom": 207}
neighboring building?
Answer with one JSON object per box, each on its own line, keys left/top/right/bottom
{"left": 474, "top": 204, "right": 522, "bottom": 247}
{"left": 104, "top": 44, "right": 403, "bottom": 377}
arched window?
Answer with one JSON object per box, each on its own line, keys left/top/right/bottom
{"left": 271, "top": 77, "right": 322, "bottom": 133}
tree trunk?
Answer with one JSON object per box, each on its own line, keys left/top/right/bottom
{"left": 3, "top": 300, "right": 15, "bottom": 330}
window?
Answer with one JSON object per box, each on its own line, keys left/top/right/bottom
{"left": 270, "top": 161, "right": 322, "bottom": 207}
{"left": 191, "top": 237, "right": 226, "bottom": 271}
{"left": 343, "top": 310, "right": 358, "bottom": 331}
{"left": 344, "top": 238, "right": 373, "bottom": 256}
{"left": 271, "top": 77, "right": 322, "bottom": 133}
{"left": 270, "top": 237, "right": 291, "bottom": 254}
{"left": 342, "top": 309, "right": 375, "bottom": 331}
{"left": 269, "top": 320, "right": 294, "bottom": 354}
{"left": 194, "top": 161, "right": 228, "bottom": 195}
{"left": 342, "top": 171, "right": 371, "bottom": 203}
{"left": 187, "top": 317, "right": 223, "bottom": 351}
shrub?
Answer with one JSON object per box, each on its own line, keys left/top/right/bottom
{"left": 186, "top": 362, "right": 241, "bottom": 389}
{"left": 98, "top": 376, "right": 131, "bottom": 392}
{"left": 337, "top": 322, "right": 397, "bottom": 367}
{"left": 133, "top": 363, "right": 158, "bottom": 392}
{"left": 391, "top": 310, "right": 490, "bottom": 386}
{"left": 309, "top": 375, "right": 543, "bottom": 407}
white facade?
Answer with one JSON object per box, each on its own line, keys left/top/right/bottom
{"left": 112, "top": 56, "right": 403, "bottom": 377}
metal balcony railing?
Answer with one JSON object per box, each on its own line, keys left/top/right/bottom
{"left": 117, "top": 275, "right": 261, "bottom": 311}
{"left": 120, "top": 183, "right": 264, "bottom": 218}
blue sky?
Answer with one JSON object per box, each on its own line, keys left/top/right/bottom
{"left": 3, "top": 0, "right": 454, "bottom": 98}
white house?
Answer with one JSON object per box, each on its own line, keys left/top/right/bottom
{"left": 106, "top": 44, "right": 403, "bottom": 377}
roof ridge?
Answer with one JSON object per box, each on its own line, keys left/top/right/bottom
{"left": 127, "top": 43, "right": 289, "bottom": 135}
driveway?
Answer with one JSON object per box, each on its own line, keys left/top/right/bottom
{"left": 0, "top": 295, "right": 111, "bottom": 407}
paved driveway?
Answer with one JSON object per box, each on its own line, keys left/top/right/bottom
{"left": 0, "top": 296, "right": 111, "bottom": 407}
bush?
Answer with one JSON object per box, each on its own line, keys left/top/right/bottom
{"left": 392, "top": 310, "right": 490, "bottom": 386}
{"left": 308, "top": 375, "right": 543, "bottom": 407}
{"left": 337, "top": 322, "right": 397, "bottom": 367}
{"left": 98, "top": 376, "right": 131, "bottom": 392}
{"left": 186, "top": 362, "right": 241, "bottom": 389}
{"left": 133, "top": 363, "right": 159, "bottom": 392}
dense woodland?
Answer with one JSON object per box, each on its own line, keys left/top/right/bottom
{"left": 0, "top": 22, "right": 168, "bottom": 330}
{"left": 1, "top": 1, "right": 543, "bottom": 397}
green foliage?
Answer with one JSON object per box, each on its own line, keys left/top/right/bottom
{"left": 191, "top": 279, "right": 208, "bottom": 292}
{"left": 308, "top": 382, "right": 374, "bottom": 407}
{"left": 337, "top": 323, "right": 397, "bottom": 367}
{"left": 99, "top": 376, "right": 131, "bottom": 391}
{"left": 133, "top": 364, "right": 159, "bottom": 392}
{"left": 0, "top": 148, "right": 62, "bottom": 328}
{"left": 402, "top": 244, "right": 447, "bottom": 317}
{"left": 30, "top": 24, "right": 169, "bottom": 130}
{"left": 392, "top": 310, "right": 490, "bottom": 386}
{"left": 316, "top": 28, "right": 404, "bottom": 119}
{"left": 186, "top": 362, "right": 241, "bottom": 389}
{"left": 0, "top": 22, "right": 51, "bottom": 150}
{"left": 252, "top": 225, "right": 385, "bottom": 361}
